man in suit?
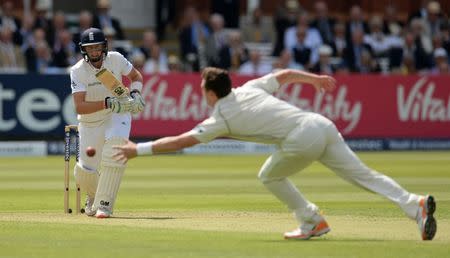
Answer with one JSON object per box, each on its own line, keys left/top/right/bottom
{"left": 93, "top": 0, "right": 125, "bottom": 40}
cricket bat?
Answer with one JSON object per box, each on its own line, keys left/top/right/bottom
{"left": 95, "top": 68, "right": 129, "bottom": 97}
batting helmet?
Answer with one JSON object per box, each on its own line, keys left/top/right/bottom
{"left": 79, "top": 27, "right": 108, "bottom": 62}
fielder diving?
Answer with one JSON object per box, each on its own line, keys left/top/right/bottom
{"left": 113, "top": 67, "right": 436, "bottom": 240}
{"left": 69, "top": 27, "right": 145, "bottom": 218}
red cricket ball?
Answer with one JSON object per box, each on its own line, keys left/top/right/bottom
{"left": 86, "top": 146, "right": 96, "bottom": 157}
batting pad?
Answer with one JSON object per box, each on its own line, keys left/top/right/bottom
{"left": 74, "top": 163, "right": 99, "bottom": 198}
{"left": 93, "top": 166, "right": 124, "bottom": 213}
{"left": 101, "top": 137, "right": 127, "bottom": 168}
{"left": 93, "top": 137, "right": 127, "bottom": 213}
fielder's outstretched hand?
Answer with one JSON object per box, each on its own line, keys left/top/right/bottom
{"left": 313, "top": 75, "right": 336, "bottom": 93}
{"left": 113, "top": 140, "right": 138, "bottom": 163}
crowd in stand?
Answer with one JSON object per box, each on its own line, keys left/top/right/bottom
{"left": 1, "top": 0, "right": 449, "bottom": 75}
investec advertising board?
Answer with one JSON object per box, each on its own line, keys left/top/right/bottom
{"left": 0, "top": 73, "right": 449, "bottom": 151}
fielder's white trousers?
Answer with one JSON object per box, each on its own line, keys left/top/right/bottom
{"left": 258, "top": 114, "right": 420, "bottom": 223}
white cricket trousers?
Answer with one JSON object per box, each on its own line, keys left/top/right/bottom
{"left": 78, "top": 113, "right": 131, "bottom": 171}
{"left": 258, "top": 113, "right": 420, "bottom": 223}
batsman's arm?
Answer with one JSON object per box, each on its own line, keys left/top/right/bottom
{"left": 273, "top": 69, "right": 337, "bottom": 93}
{"left": 126, "top": 67, "right": 144, "bottom": 93}
{"left": 73, "top": 92, "right": 105, "bottom": 114}
{"left": 113, "top": 132, "right": 200, "bottom": 163}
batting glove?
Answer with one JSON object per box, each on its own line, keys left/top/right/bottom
{"left": 105, "top": 96, "right": 133, "bottom": 113}
{"left": 130, "top": 90, "right": 146, "bottom": 114}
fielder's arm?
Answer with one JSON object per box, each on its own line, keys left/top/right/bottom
{"left": 113, "top": 132, "right": 200, "bottom": 163}
{"left": 273, "top": 69, "right": 336, "bottom": 93}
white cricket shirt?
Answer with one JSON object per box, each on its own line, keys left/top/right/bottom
{"left": 189, "top": 74, "right": 310, "bottom": 144}
{"left": 69, "top": 51, "right": 133, "bottom": 123}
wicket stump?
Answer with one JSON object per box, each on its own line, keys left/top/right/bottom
{"left": 64, "top": 125, "right": 84, "bottom": 214}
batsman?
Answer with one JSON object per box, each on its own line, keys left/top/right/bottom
{"left": 69, "top": 27, "right": 145, "bottom": 218}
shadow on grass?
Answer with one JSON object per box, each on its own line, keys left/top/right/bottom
{"left": 111, "top": 216, "right": 176, "bottom": 220}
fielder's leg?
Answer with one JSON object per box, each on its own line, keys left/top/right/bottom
{"left": 318, "top": 122, "right": 435, "bottom": 239}
{"left": 318, "top": 123, "right": 421, "bottom": 219}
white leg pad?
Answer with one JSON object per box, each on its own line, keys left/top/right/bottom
{"left": 93, "top": 166, "right": 125, "bottom": 213}
{"left": 93, "top": 137, "right": 127, "bottom": 213}
{"left": 74, "top": 163, "right": 98, "bottom": 198}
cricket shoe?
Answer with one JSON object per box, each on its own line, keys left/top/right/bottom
{"left": 284, "top": 216, "right": 330, "bottom": 240}
{"left": 84, "top": 196, "right": 96, "bottom": 216}
{"left": 95, "top": 208, "right": 112, "bottom": 219}
{"left": 416, "top": 195, "right": 436, "bottom": 240}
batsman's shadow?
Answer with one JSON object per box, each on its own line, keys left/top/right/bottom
{"left": 111, "top": 216, "right": 176, "bottom": 220}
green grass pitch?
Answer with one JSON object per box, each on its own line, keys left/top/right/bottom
{"left": 0, "top": 152, "right": 449, "bottom": 258}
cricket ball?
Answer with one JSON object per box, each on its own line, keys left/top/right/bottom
{"left": 86, "top": 146, "right": 96, "bottom": 157}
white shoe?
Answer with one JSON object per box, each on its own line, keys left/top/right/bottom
{"left": 95, "top": 208, "right": 111, "bottom": 219}
{"left": 416, "top": 195, "right": 436, "bottom": 240}
{"left": 284, "top": 214, "right": 331, "bottom": 240}
{"left": 84, "top": 196, "right": 96, "bottom": 216}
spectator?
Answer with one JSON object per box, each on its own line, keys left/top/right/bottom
{"left": 272, "top": 48, "right": 303, "bottom": 70}
{"left": 410, "top": 18, "right": 433, "bottom": 69}
{"left": 310, "top": 1, "right": 335, "bottom": 45}
{"left": 409, "top": 0, "right": 432, "bottom": 22}
{"left": 19, "top": 15, "right": 36, "bottom": 51}
{"left": 345, "top": 5, "right": 369, "bottom": 42}
{"left": 240, "top": 7, "right": 275, "bottom": 43}
{"left": 291, "top": 25, "right": 312, "bottom": 68}
{"left": 137, "top": 30, "right": 158, "bottom": 60}
{"left": 284, "top": 11, "right": 322, "bottom": 66}
{"left": 273, "top": 0, "right": 301, "bottom": 56}
{"left": 329, "top": 21, "right": 347, "bottom": 58}
{"left": 0, "top": 27, "right": 25, "bottom": 72}
{"left": 51, "top": 29, "right": 77, "bottom": 67}
{"left": 342, "top": 28, "right": 373, "bottom": 72}
{"left": 359, "top": 47, "right": 381, "bottom": 73}
{"left": 383, "top": 5, "right": 404, "bottom": 36}
{"left": 33, "top": 0, "right": 52, "bottom": 33}
{"left": 422, "top": 1, "right": 445, "bottom": 37}
{"left": 29, "top": 40, "right": 52, "bottom": 73}
{"left": 440, "top": 22, "right": 450, "bottom": 55}
{"left": 143, "top": 45, "right": 169, "bottom": 74}
{"left": 168, "top": 55, "right": 182, "bottom": 72}
{"left": 217, "top": 31, "right": 249, "bottom": 71}
{"left": 430, "top": 48, "right": 450, "bottom": 74}
{"left": 104, "top": 27, "right": 128, "bottom": 57}
{"left": 0, "top": 1, "right": 22, "bottom": 45}
{"left": 73, "top": 11, "right": 94, "bottom": 47}
{"left": 364, "top": 15, "right": 399, "bottom": 58}
{"left": 24, "top": 28, "right": 47, "bottom": 71}
{"left": 93, "top": 0, "right": 125, "bottom": 39}
{"left": 129, "top": 51, "right": 145, "bottom": 73}
{"left": 47, "top": 11, "right": 67, "bottom": 51}
{"left": 204, "top": 13, "right": 227, "bottom": 68}
{"left": 311, "top": 45, "right": 337, "bottom": 74}
{"left": 178, "top": 6, "right": 210, "bottom": 72}
{"left": 238, "top": 50, "right": 271, "bottom": 76}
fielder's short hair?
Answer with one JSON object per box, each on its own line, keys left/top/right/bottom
{"left": 201, "top": 67, "right": 231, "bottom": 98}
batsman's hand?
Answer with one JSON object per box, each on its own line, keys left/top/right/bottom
{"left": 130, "top": 90, "right": 146, "bottom": 114}
{"left": 105, "top": 96, "right": 133, "bottom": 113}
{"left": 113, "top": 140, "right": 137, "bottom": 164}
{"left": 312, "top": 75, "right": 336, "bottom": 93}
